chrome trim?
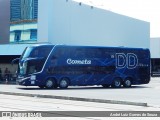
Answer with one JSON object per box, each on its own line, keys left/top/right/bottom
{"left": 17, "top": 77, "right": 30, "bottom": 82}
{"left": 34, "top": 45, "right": 57, "bottom": 75}
{"left": 18, "top": 45, "right": 57, "bottom": 76}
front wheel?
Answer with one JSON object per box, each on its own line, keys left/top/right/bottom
{"left": 45, "top": 78, "right": 57, "bottom": 89}
{"left": 111, "top": 78, "right": 122, "bottom": 88}
{"left": 59, "top": 78, "right": 69, "bottom": 89}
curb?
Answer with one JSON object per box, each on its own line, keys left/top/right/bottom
{"left": 0, "top": 91, "right": 147, "bottom": 107}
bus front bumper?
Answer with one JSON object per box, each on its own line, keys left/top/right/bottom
{"left": 17, "top": 75, "right": 37, "bottom": 86}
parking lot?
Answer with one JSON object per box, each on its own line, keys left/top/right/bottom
{"left": 0, "top": 77, "right": 159, "bottom": 108}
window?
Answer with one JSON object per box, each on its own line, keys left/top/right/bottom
{"left": 85, "top": 48, "right": 102, "bottom": 58}
{"left": 14, "top": 30, "right": 21, "bottom": 42}
{"left": 30, "top": 29, "right": 37, "bottom": 40}
{"left": 47, "top": 66, "right": 115, "bottom": 75}
{"left": 10, "top": 0, "right": 38, "bottom": 43}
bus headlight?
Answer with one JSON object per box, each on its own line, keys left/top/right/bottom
{"left": 30, "top": 75, "right": 36, "bottom": 81}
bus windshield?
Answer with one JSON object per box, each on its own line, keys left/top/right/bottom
{"left": 19, "top": 46, "right": 53, "bottom": 75}
{"left": 21, "top": 46, "right": 53, "bottom": 59}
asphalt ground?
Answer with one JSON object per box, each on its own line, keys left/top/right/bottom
{"left": 0, "top": 77, "right": 160, "bottom": 108}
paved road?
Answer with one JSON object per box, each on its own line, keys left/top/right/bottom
{"left": 0, "top": 78, "right": 160, "bottom": 107}
{"left": 0, "top": 94, "right": 154, "bottom": 111}
{"left": 0, "top": 94, "right": 160, "bottom": 120}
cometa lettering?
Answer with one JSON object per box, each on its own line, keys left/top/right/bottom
{"left": 67, "top": 58, "right": 91, "bottom": 65}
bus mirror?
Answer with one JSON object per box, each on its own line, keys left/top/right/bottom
{"left": 11, "top": 58, "right": 20, "bottom": 65}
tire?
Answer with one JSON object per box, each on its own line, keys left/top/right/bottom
{"left": 123, "top": 78, "right": 132, "bottom": 87}
{"left": 45, "top": 78, "right": 57, "bottom": 89}
{"left": 102, "top": 84, "right": 110, "bottom": 88}
{"left": 111, "top": 78, "right": 122, "bottom": 88}
{"left": 39, "top": 86, "right": 45, "bottom": 89}
{"left": 59, "top": 78, "right": 69, "bottom": 89}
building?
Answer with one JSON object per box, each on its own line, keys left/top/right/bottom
{"left": 10, "top": 22, "right": 37, "bottom": 43}
{"left": 150, "top": 38, "right": 160, "bottom": 76}
{"left": 0, "top": 0, "right": 153, "bottom": 82}
{"left": 38, "top": 0, "right": 150, "bottom": 49}
{"left": 10, "top": 0, "right": 38, "bottom": 21}
{"left": 0, "top": 44, "right": 32, "bottom": 81}
{"left": 10, "top": 0, "right": 38, "bottom": 43}
{"left": 10, "top": 0, "right": 21, "bottom": 21}
{"left": 0, "top": 0, "right": 38, "bottom": 82}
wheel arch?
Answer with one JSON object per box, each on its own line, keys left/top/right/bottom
{"left": 45, "top": 76, "right": 57, "bottom": 83}
{"left": 124, "top": 76, "right": 134, "bottom": 83}
{"left": 113, "top": 77, "right": 123, "bottom": 82}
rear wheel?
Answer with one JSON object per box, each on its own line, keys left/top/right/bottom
{"left": 123, "top": 78, "right": 132, "bottom": 87}
{"left": 59, "top": 78, "right": 69, "bottom": 89}
{"left": 111, "top": 78, "right": 122, "bottom": 88}
{"left": 45, "top": 78, "right": 57, "bottom": 89}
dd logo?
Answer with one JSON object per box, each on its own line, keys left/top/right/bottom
{"left": 116, "top": 53, "right": 138, "bottom": 69}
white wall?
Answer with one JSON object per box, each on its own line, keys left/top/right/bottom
{"left": 38, "top": 0, "right": 150, "bottom": 48}
{"left": 150, "top": 38, "right": 160, "bottom": 58}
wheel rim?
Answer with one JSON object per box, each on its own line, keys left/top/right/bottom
{"left": 46, "top": 80, "right": 53, "bottom": 88}
{"left": 112, "top": 78, "right": 121, "bottom": 88}
{"left": 125, "top": 79, "right": 131, "bottom": 87}
{"left": 115, "top": 80, "right": 121, "bottom": 87}
{"left": 60, "top": 80, "right": 68, "bottom": 88}
{"left": 59, "top": 78, "right": 69, "bottom": 89}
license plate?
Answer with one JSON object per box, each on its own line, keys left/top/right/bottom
{"left": 31, "top": 81, "right": 35, "bottom": 84}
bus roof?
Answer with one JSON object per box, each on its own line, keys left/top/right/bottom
{"left": 30, "top": 44, "right": 149, "bottom": 51}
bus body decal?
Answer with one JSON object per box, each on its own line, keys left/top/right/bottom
{"left": 116, "top": 53, "right": 126, "bottom": 69}
{"left": 116, "top": 53, "right": 138, "bottom": 69}
{"left": 67, "top": 58, "right": 91, "bottom": 65}
{"left": 127, "top": 53, "right": 138, "bottom": 69}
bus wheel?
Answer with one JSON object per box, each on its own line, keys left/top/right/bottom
{"left": 59, "top": 78, "right": 69, "bottom": 89}
{"left": 102, "top": 84, "right": 110, "bottom": 88}
{"left": 39, "top": 86, "right": 45, "bottom": 89}
{"left": 45, "top": 78, "right": 57, "bottom": 89}
{"left": 111, "top": 78, "right": 122, "bottom": 88}
{"left": 123, "top": 78, "right": 132, "bottom": 87}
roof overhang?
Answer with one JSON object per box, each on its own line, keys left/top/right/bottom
{"left": 0, "top": 44, "right": 33, "bottom": 55}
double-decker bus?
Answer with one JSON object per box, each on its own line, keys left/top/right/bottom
{"left": 16, "top": 44, "right": 150, "bottom": 89}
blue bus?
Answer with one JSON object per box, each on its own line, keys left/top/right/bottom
{"left": 16, "top": 44, "right": 150, "bottom": 89}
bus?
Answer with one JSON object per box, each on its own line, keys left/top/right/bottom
{"left": 16, "top": 44, "right": 151, "bottom": 89}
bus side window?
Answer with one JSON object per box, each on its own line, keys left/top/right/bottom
{"left": 86, "top": 48, "right": 102, "bottom": 58}
{"left": 75, "top": 49, "right": 85, "bottom": 58}
{"left": 46, "top": 56, "right": 56, "bottom": 74}
{"left": 30, "top": 49, "right": 38, "bottom": 57}
{"left": 104, "top": 51, "right": 111, "bottom": 58}
{"left": 50, "top": 55, "right": 58, "bottom": 65}
{"left": 96, "top": 49, "right": 102, "bottom": 58}
{"left": 85, "top": 49, "right": 94, "bottom": 58}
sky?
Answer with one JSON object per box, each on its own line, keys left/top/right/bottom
{"left": 74, "top": 0, "right": 160, "bottom": 37}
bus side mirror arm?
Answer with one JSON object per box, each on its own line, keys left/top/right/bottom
{"left": 11, "top": 58, "right": 20, "bottom": 65}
